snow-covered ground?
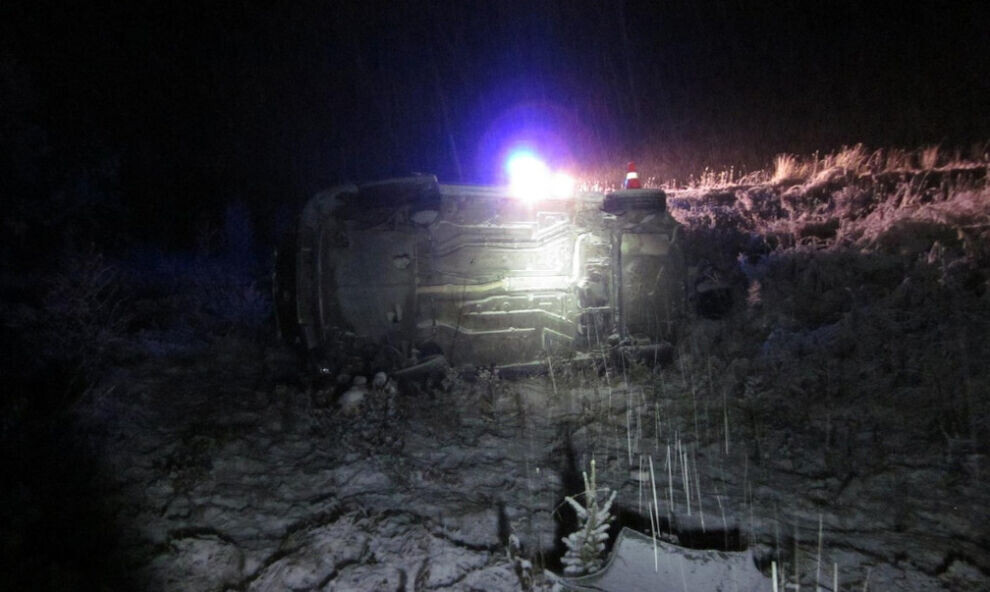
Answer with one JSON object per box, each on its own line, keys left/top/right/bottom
{"left": 6, "top": 157, "right": 988, "bottom": 591}
{"left": 80, "top": 343, "right": 564, "bottom": 591}
{"left": 73, "top": 326, "right": 987, "bottom": 591}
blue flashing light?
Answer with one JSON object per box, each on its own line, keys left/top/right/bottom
{"left": 505, "top": 149, "right": 573, "bottom": 202}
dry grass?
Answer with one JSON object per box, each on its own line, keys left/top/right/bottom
{"left": 665, "top": 145, "right": 990, "bottom": 522}
{"left": 770, "top": 154, "right": 808, "bottom": 185}
{"left": 571, "top": 142, "right": 989, "bottom": 194}
{"left": 686, "top": 166, "right": 760, "bottom": 190}
{"left": 669, "top": 143, "right": 989, "bottom": 191}
{"left": 769, "top": 143, "right": 988, "bottom": 187}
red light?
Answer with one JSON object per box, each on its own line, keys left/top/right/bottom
{"left": 624, "top": 161, "right": 642, "bottom": 189}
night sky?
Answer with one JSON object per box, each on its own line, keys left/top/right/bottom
{"left": 3, "top": 1, "right": 989, "bottom": 247}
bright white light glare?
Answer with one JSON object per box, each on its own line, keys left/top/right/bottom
{"left": 550, "top": 172, "right": 575, "bottom": 198}
{"left": 507, "top": 152, "right": 549, "bottom": 202}
{"left": 506, "top": 151, "right": 573, "bottom": 202}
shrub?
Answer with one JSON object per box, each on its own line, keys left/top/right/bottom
{"left": 560, "top": 458, "right": 616, "bottom": 576}
{"left": 40, "top": 248, "right": 129, "bottom": 395}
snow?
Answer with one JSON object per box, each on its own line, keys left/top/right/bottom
{"left": 553, "top": 528, "right": 770, "bottom": 592}
{"left": 147, "top": 535, "right": 244, "bottom": 591}
{"left": 75, "top": 341, "right": 987, "bottom": 591}
{"left": 15, "top": 165, "right": 985, "bottom": 591}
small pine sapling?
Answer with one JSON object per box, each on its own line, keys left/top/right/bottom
{"left": 561, "top": 459, "right": 617, "bottom": 576}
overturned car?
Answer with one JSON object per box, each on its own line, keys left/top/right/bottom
{"left": 276, "top": 175, "right": 686, "bottom": 374}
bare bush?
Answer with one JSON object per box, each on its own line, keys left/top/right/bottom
{"left": 772, "top": 154, "right": 809, "bottom": 185}
{"left": 41, "top": 249, "right": 130, "bottom": 394}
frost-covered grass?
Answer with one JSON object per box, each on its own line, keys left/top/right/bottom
{"left": 668, "top": 145, "right": 990, "bottom": 262}
{"left": 549, "top": 145, "right": 989, "bottom": 589}
{"left": 576, "top": 142, "right": 989, "bottom": 192}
